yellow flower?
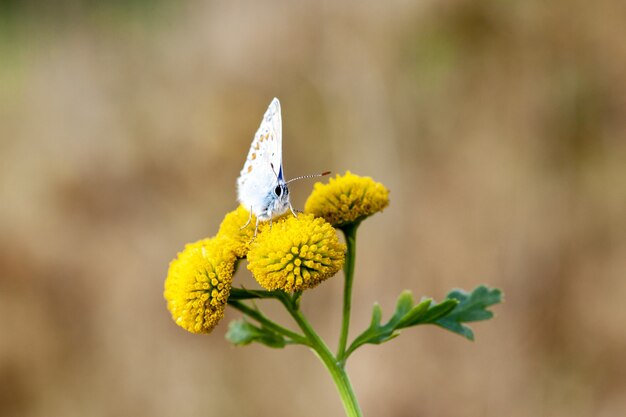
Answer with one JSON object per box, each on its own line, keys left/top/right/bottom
{"left": 247, "top": 214, "right": 345, "bottom": 292}
{"left": 217, "top": 206, "right": 258, "bottom": 258}
{"left": 164, "top": 237, "right": 235, "bottom": 334}
{"left": 217, "top": 206, "right": 286, "bottom": 258}
{"left": 304, "top": 171, "right": 390, "bottom": 228}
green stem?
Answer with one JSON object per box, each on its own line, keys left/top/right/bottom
{"left": 228, "top": 299, "right": 308, "bottom": 345}
{"left": 337, "top": 224, "right": 358, "bottom": 362}
{"left": 229, "top": 287, "right": 282, "bottom": 300}
{"left": 279, "top": 293, "right": 363, "bottom": 417}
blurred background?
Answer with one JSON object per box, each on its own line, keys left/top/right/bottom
{"left": 1, "top": 0, "right": 625, "bottom": 416}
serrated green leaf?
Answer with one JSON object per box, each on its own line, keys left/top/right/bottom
{"left": 390, "top": 291, "right": 414, "bottom": 322}
{"left": 225, "top": 319, "right": 286, "bottom": 348}
{"left": 370, "top": 303, "right": 383, "bottom": 327}
{"left": 396, "top": 298, "right": 432, "bottom": 328}
{"left": 422, "top": 299, "right": 459, "bottom": 322}
{"left": 434, "top": 285, "right": 503, "bottom": 340}
{"left": 435, "top": 318, "right": 475, "bottom": 340}
{"left": 345, "top": 285, "right": 503, "bottom": 358}
{"left": 346, "top": 293, "right": 442, "bottom": 357}
{"left": 347, "top": 292, "right": 416, "bottom": 354}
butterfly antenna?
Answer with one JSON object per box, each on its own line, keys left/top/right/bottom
{"left": 270, "top": 163, "right": 280, "bottom": 181}
{"left": 286, "top": 171, "right": 331, "bottom": 185}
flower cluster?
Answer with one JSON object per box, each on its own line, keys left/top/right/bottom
{"left": 164, "top": 172, "right": 389, "bottom": 333}
{"left": 248, "top": 214, "right": 346, "bottom": 292}
{"left": 305, "top": 171, "right": 389, "bottom": 228}
{"left": 164, "top": 238, "right": 235, "bottom": 333}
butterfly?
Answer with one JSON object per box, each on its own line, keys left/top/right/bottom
{"left": 237, "top": 98, "right": 328, "bottom": 236}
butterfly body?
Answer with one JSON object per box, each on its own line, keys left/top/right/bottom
{"left": 237, "top": 98, "right": 293, "bottom": 223}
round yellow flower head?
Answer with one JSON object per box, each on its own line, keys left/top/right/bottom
{"left": 217, "top": 206, "right": 285, "bottom": 258}
{"left": 164, "top": 237, "right": 236, "bottom": 334}
{"left": 217, "top": 206, "right": 259, "bottom": 258}
{"left": 304, "top": 171, "right": 390, "bottom": 228}
{"left": 247, "top": 214, "right": 346, "bottom": 292}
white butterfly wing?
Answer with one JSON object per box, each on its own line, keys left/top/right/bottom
{"left": 237, "top": 98, "right": 283, "bottom": 215}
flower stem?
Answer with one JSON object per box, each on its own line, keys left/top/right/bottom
{"left": 337, "top": 224, "right": 358, "bottom": 362}
{"left": 279, "top": 293, "right": 363, "bottom": 417}
{"left": 228, "top": 299, "right": 308, "bottom": 345}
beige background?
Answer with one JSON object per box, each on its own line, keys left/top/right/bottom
{"left": 1, "top": 1, "right": 625, "bottom": 416}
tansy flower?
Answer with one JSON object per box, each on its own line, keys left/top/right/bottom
{"left": 247, "top": 214, "right": 345, "bottom": 292}
{"left": 304, "top": 171, "right": 389, "bottom": 228}
{"left": 217, "top": 206, "right": 258, "bottom": 258}
{"left": 217, "top": 205, "right": 287, "bottom": 258}
{"left": 164, "top": 237, "right": 236, "bottom": 333}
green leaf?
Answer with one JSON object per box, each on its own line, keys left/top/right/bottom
{"left": 420, "top": 299, "right": 459, "bottom": 323}
{"left": 395, "top": 298, "right": 433, "bottom": 328}
{"left": 434, "top": 285, "right": 503, "bottom": 340}
{"left": 391, "top": 291, "right": 415, "bottom": 321}
{"left": 225, "top": 319, "right": 286, "bottom": 348}
{"left": 346, "top": 292, "right": 435, "bottom": 357}
{"left": 345, "top": 285, "right": 503, "bottom": 358}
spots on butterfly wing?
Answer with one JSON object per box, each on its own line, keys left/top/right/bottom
{"left": 247, "top": 165, "right": 253, "bottom": 173}
{"left": 251, "top": 153, "right": 257, "bottom": 160}
{"left": 254, "top": 143, "right": 260, "bottom": 150}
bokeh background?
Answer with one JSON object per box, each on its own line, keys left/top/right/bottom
{"left": 1, "top": 1, "right": 625, "bottom": 416}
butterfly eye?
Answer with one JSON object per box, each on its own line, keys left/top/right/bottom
{"left": 274, "top": 185, "right": 282, "bottom": 197}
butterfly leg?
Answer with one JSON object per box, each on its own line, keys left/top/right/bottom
{"left": 289, "top": 203, "right": 298, "bottom": 218}
{"left": 253, "top": 216, "right": 260, "bottom": 238}
{"left": 240, "top": 207, "right": 253, "bottom": 230}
